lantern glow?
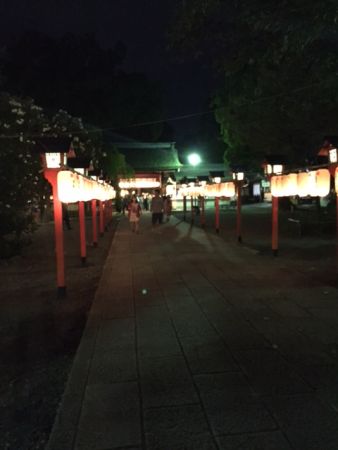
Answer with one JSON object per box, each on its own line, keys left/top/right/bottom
{"left": 187, "top": 153, "right": 201, "bottom": 166}
{"left": 329, "top": 148, "right": 337, "bottom": 164}
{"left": 45, "top": 152, "right": 63, "bottom": 168}
{"left": 271, "top": 169, "right": 330, "bottom": 197}
{"left": 118, "top": 178, "right": 160, "bottom": 189}
{"left": 57, "top": 170, "right": 115, "bottom": 203}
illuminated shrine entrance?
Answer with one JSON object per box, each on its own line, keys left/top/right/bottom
{"left": 118, "top": 173, "right": 162, "bottom": 195}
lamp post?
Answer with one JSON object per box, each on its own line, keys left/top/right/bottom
{"left": 37, "top": 138, "right": 72, "bottom": 298}
{"left": 232, "top": 169, "right": 245, "bottom": 243}
{"left": 187, "top": 153, "right": 201, "bottom": 167}
{"left": 67, "top": 157, "right": 92, "bottom": 265}
{"left": 89, "top": 170, "right": 101, "bottom": 247}
{"left": 263, "top": 158, "right": 284, "bottom": 256}
{"left": 199, "top": 181, "right": 206, "bottom": 228}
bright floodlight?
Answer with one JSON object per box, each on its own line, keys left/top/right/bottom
{"left": 188, "top": 153, "right": 201, "bottom": 166}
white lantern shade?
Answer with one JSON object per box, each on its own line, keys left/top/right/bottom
{"left": 272, "top": 169, "right": 330, "bottom": 197}
{"left": 57, "top": 170, "right": 115, "bottom": 203}
{"left": 273, "top": 164, "right": 283, "bottom": 175}
{"left": 219, "top": 182, "right": 236, "bottom": 197}
{"left": 45, "top": 152, "right": 62, "bottom": 168}
{"left": 314, "top": 169, "right": 330, "bottom": 197}
{"left": 283, "top": 173, "right": 298, "bottom": 196}
{"left": 329, "top": 148, "right": 337, "bottom": 164}
{"left": 118, "top": 178, "right": 160, "bottom": 189}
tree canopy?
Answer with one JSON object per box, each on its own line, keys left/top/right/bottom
{"left": 170, "top": 0, "right": 338, "bottom": 167}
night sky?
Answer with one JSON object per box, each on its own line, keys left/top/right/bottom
{"left": 0, "top": 0, "right": 218, "bottom": 156}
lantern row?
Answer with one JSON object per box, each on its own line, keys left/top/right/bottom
{"left": 180, "top": 182, "right": 236, "bottom": 198}
{"left": 57, "top": 170, "right": 116, "bottom": 203}
{"left": 118, "top": 178, "right": 161, "bottom": 189}
{"left": 271, "top": 169, "right": 332, "bottom": 198}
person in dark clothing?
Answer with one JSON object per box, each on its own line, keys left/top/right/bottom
{"left": 62, "top": 203, "right": 72, "bottom": 230}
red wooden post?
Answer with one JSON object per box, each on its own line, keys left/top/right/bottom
{"left": 200, "top": 196, "right": 205, "bottom": 228}
{"left": 236, "top": 181, "right": 242, "bottom": 242}
{"left": 272, "top": 195, "right": 279, "bottom": 256}
{"left": 91, "top": 199, "right": 98, "bottom": 247}
{"left": 78, "top": 201, "right": 86, "bottom": 264}
{"left": 336, "top": 194, "right": 338, "bottom": 275}
{"left": 190, "top": 196, "right": 194, "bottom": 224}
{"left": 215, "top": 196, "right": 220, "bottom": 233}
{"left": 44, "top": 170, "right": 66, "bottom": 297}
{"left": 99, "top": 200, "right": 104, "bottom": 236}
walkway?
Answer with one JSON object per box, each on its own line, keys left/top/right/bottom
{"left": 47, "top": 214, "right": 338, "bottom": 450}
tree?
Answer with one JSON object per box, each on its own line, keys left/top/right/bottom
{"left": 170, "top": 0, "right": 338, "bottom": 167}
{"left": 0, "top": 93, "right": 47, "bottom": 256}
{"left": 0, "top": 91, "right": 131, "bottom": 257}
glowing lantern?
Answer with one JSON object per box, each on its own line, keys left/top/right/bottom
{"left": 313, "top": 169, "right": 330, "bottom": 197}
{"left": 329, "top": 148, "right": 337, "bottom": 164}
{"left": 283, "top": 173, "right": 298, "bottom": 196}
{"left": 272, "top": 169, "right": 330, "bottom": 197}
{"left": 298, "top": 172, "right": 309, "bottom": 197}
{"left": 57, "top": 171, "right": 115, "bottom": 203}
{"left": 45, "top": 152, "right": 64, "bottom": 168}
{"left": 219, "top": 182, "right": 236, "bottom": 197}
{"left": 118, "top": 178, "right": 160, "bottom": 189}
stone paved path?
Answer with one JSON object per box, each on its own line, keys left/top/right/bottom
{"left": 47, "top": 214, "right": 338, "bottom": 450}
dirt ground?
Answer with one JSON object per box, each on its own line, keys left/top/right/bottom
{"left": 0, "top": 215, "right": 116, "bottom": 450}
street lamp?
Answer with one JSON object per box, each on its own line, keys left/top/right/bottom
{"left": 263, "top": 156, "right": 287, "bottom": 257}
{"left": 67, "top": 157, "right": 92, "bottom": 265}
{"left": 329, "top": 148, "right": 337, "bottom": 164}
{"left": 232, "top": 167, "right": 245, "bottom": 243}
{"left": 37, "top": 137, "right": 72, "bottom": 298}
{"left": 188, "top": 153, "right": 201, "bottom": 166}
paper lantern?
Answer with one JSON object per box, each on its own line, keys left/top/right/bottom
{"left": 271, "top": 175, "right": 283, "bottom": 197}
{"left": 219, "top": 182, "right": 236, "bottom": 197}
{"left": 118, "top": 178, "right": 160, "bottom": 189}
{"left": 283, "top": 173, "right": 298, "bottom": 196}
{"left": 57, "top": 170, "right": 115, "bottom": 203}
{"left": 272, "top": 169, "right": 330, "bottom": 197}
{"left": 297, "top": 172, "right": 314, "bottom": 197}
{"left": 314, "top": 169, "right": 330, "bottom": 197}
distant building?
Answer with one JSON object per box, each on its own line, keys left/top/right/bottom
{"left": 112, "top": 140, "right": 182, "bottom": 192}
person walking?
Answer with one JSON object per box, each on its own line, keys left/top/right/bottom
{"left": 150, "top": 189, "right": 164, "bottom": 228}
{"left": 128, "top": 195, "right": 141, "bottom": 233}
{"left": 164, "top": 195, "right": 172, "bottom": 222}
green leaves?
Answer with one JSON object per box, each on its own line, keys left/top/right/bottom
{"left": 171, "top": 0, "right": 338, "bottom": 167}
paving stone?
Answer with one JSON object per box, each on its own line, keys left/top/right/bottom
{"left": 264, "top": 394, "right": 338, "bottom": 450}
{"left": 139, "top": 355, "right": 198, "bottom": 408}
{"left": 235, "top": 348, "right": 312, "bottom": 395}
{"left": 166, "top": 305, "right": 216, "bottom": 338}
{"left": 180, "top": 334, "right": 239, "bottom": 374}
{"left": 195, "top": 373, "right": 277, "bottom": 435}
{"left": 75, "top": 382, "right": 141, "bottom": 450}
{"left": 144, "top": 404, "right": 217, "bottom": 450}
{"left": 88, "top": 350, "right": 137, "bottom": 385}
{"left": 102, "top": 297, "right": 135, "bottom": 319}
{"left": 46, "top": 428, "right": 76, "bottom": 450}
{"left": 267, "top": 300, "right": 311, "bottom": 318}
{"left": 134, "top": 288, "right": 165, "bottom": 307}
{"left": 136, "top": 306, "right": 181, "bottom": 358}
{"left": 95, "top": 318, "right": 135, "bottom": 353}
{"left": 216, "top": 430, "right": 293, "bottom": 450}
